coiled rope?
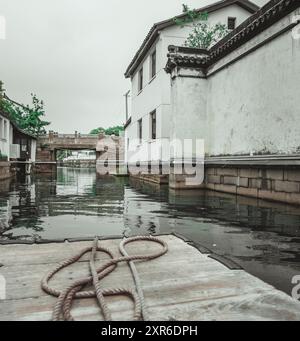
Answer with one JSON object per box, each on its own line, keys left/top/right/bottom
{"left": 41, "top": 236, "right": 168, "bottom": 321}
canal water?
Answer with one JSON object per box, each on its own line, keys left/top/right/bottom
{"left": 1, "top": 167, "right": 300, "bottom": 296}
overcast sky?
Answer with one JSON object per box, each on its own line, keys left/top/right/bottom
{"left": 0, "top": 0, "right": 265, "bottom": 133}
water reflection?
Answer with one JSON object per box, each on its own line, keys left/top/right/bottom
{"left": 0, "top": 167, "right": 300, "bottom": 295}
{"left": 127, "top": 179, "right": 300, "bottom": 296}
{"left": 0, "top": 168, "right": 127, "bottom": 240}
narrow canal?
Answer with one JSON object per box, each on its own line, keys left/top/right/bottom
{"left": 1, "top": 167, "right": 300, "bottom": 296}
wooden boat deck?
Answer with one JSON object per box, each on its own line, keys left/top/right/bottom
{"left": 0, "top": 235, "right": 300, "bottom": 321}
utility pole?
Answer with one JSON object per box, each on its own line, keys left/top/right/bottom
{"left": 124, "top": 90, "right": 130, "bottom": 122}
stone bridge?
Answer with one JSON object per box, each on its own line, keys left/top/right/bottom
{"left": 35, "top": 131, "right": 124, "bottom": 173}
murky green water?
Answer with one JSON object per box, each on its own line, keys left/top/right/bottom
{"left": 1, "top": 167, "right": 300, "bottom": 296}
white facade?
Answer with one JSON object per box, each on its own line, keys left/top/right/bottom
{"left": 0, "top": 112, "right": 37, "bottom": 161}
{"left": 30, "top": 139, "right": 36, "bottom": 162}
{"left": 0, "top": 113, "right": 11, "bottom": 159}
{"left": 169, "top": 6, "right": 300, "bottom": 157}
{"left": 125, "top": 3, "right": 256, "bottom": 163}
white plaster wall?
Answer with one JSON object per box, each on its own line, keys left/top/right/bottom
{"left": 169, "top": 8, "right": 300, "bottom": 157}
{"left": 31, "top": 139, "right": 36, "bottom": 162}
{"left": 207, "top": 9, "right": 300, "bottom": 156}
{"left": 129, "top": 35, "right": 171, "bottom": 161}
{"left": 161, "top": 4, "right": 251, "bottom": 49}
{"left": 0, "top": 114, "right": 10, "bottom": 159}
{"left": 170, "top": 70, "right": 208, "bottom": 159}
{"left": 9, "top": 124, "right": 13, "bottom": 145}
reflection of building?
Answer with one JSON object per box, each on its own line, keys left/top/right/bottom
{"left": 123, "top": 179, "right": 171, "bottom": 236}
{"left": 0, "top": 199, "right": 12, "bottom": 235}
{"left": 56, "top": 167, "right": 96, "bottom": 196}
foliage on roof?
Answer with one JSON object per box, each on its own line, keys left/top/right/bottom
{"left": 125, "top": 0, "right": 260, "bottom": 77}
{"left": 174, "top": 4, "right": 229, "bottom": 49}
{"left": 166, "top": 0, "right": 299, "bottom": 73}
{"left": 90, "top": 126, "right": 124, "bottom": 137}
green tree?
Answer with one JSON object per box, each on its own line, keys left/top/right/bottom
{"left": 174, "top": 5, "right": 228, "bottom": 49}
{"left": 90, "top": 126, "right": 124, "bottom": 136}
{"left": 0, "top": 82, "right": 50, "bottom": 137}
{"left": 90, "top": 127, "right": 105, "bottom": 135}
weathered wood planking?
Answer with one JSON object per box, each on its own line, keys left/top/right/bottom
{"left": 0, "top": 235, "right": 300, "bottom": 321}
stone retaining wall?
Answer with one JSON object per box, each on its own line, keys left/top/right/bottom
{"left": 204, "top": 166, "right": 300, "bottom": 205}
{"left": 131, "top": 165, "right": 300, "bottom": 206}
{"left": 0, "top": 162, "right": 12, "bottom": 181}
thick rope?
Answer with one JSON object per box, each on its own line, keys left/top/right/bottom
{"left": 90, "top": 237, "right": 111, "bottom": 321}
{"left": 119, "top": 237, "right": 149, "bottom": 321}
{"left": 41, "top": 236, "right": 168, "bottom": 321}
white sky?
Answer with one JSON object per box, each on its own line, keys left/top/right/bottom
{"left": 0, "top": 0, "right": 265, "bottom": 133}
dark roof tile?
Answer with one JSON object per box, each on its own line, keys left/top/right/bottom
{"left": 165, "top": 0, "right": 299, "bottom": 74}
{"left": 125, "top": 0, "right": 260, "bottom": 78}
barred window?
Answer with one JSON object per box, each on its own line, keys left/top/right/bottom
{"left": 228, "top": 17, "right": 236, "bottom": 30}
{"left": 150, "top": 111, "right": 156, "bottom": 140}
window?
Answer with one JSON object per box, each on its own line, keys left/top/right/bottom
{"left": 228, "top": 17, "right": 236, "bottom": 30}
{"left": 138, "top": 67, "right": 143, "bottom": 92}
{"left": 150, "top": 50, "right": 156, "bottom": 79}
{"left": 150, "top": 111, "right": 156, "bottom": 140}
{"left": 138, "top": 119, "right": 142, "bottom": 143}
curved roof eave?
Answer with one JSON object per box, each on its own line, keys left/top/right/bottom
{"left": 124, "top": 0, "right": 260, "bottom": 78}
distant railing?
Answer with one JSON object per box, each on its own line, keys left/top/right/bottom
{"left": 38, "top": 132, "right": 121, "bottom": 140}
{"left": 56, "top": 134, "right": 98, "bottom": 139}
{"left": 39, "top": 133, "right": 99, "bottom": 139}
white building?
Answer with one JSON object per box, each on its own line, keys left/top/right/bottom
{"left": 0, "top": 108, "right": 37, "bottom": 164}
{"left": 0, "top": 110, "right": 12, "bottom": 159}
{"left": 124, "top": 0, "right": 259, "bottom": 164}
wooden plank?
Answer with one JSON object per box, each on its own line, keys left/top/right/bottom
{"left": 0, "top": 236, "right": 196, "bottom": 266}
{"left": 1, "top": 258, "right": 232, "bottom": 301}
{"left": 0, "top": 235, "right": 300, "bottom": 321}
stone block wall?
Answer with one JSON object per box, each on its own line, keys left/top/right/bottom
{"left": 133, "top": 164, "right": 300, "bottom": 206}
{"left": 204, "top": 166, "right": 300, "bottom": 205}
